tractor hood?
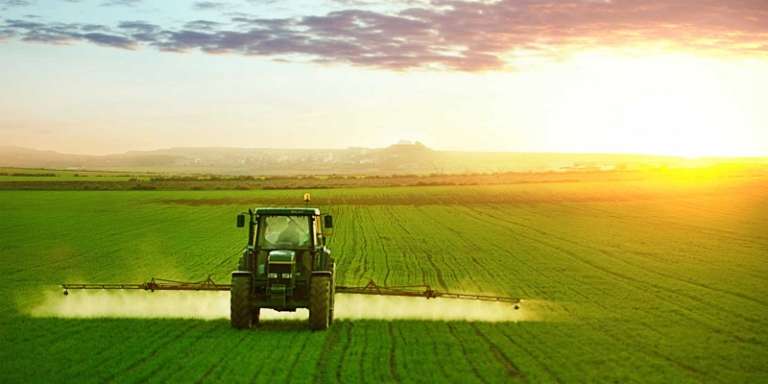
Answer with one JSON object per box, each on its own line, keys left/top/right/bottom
{"left": 268, "top": 250, "right": 296, "bottom": 264}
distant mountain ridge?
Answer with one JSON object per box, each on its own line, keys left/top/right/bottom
{"left": 0, "top": 143, "right": 752, "bottom": 175}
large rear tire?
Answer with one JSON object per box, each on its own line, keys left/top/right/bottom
{"left": 329, "top": 275, "right": 335, "bottom": 325}
{"left": 309, "top": 275, "right": 331, "bottom": 331}
{"left": 231, "top": 274, "right": 252, "bottom": 329}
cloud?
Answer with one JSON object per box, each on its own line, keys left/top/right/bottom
{"left": 0, "top": 29, "right": 15, "bottom": 41}
{"left": 4, "top": 19, "right": 135, "bottom": 48}
{"left": 0, "top": 0, "right": 32, "bottom": 10}
{"left": 184, "top": 20, "right": 222, "bottom": 30}
{"left": 81, "top": 32, "right": 135, "bottom": 48}
{"left": 193, "top": 1, "right": 229, "bottom": 10}
{"left": 101, "top": 0, "right": 141, "bottom": 7}
{"left": 3, "top": 0, "right": 768, "bottom": 71}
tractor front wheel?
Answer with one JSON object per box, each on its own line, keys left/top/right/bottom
{"left": 309, "top": 275, "right": 331, "bottom": 330}
{"left": 231, "top": 274, "right": 252, "bottom": 329}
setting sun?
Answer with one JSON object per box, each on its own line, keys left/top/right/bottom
{"left": 490, "top": 52, "right": 768, "bottom": 158}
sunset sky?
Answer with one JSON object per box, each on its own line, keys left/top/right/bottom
{"left": 1, "top": 0, "right": 767, "bottom": 156}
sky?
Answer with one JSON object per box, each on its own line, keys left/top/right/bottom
{"left": 0, "top": 0, "right": 767, "bottom": 156}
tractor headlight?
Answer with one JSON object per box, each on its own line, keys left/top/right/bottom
{"left": 268, "top": 273, "right": 278, "bottom": 279}
{"left": 281, "top": 273, "right": 292, "bottom": 279}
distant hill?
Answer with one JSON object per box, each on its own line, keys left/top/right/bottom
{"left": 0, "top": 143, "right": 762, "bottom": 175}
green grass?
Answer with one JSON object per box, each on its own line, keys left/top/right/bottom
{"left": 0, "top": 177, "right": 766, "bottom": 383}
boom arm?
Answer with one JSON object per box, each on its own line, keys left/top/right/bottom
{"left": 62, "top": 277, "right": 520, "bottom": 305}
{"left": 335, "top": 280, "right": 520, "bottom": 304}
{"left": 62, "top": 276, "right": 230, "bottom": 294}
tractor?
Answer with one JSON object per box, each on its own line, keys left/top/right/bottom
{"left": 232, "top": 207, "right": 336, "bottom": 330}
{"left": 61, "top": 195, "right": 521, "bottom": 331}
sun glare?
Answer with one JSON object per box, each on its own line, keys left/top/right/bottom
{"left": 523, "top": 52, "right": 767, "bottom": 157}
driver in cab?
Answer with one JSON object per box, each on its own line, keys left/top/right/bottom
{"left": 263, "top": 216, "right": 310, "bottom": 248}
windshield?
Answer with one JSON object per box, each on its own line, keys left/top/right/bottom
{"left": 259, "top": 215, "right": 311, "bottom": 248}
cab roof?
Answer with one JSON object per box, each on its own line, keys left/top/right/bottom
{"left": 254, "top": 208, "right": 320, "bottom": 216}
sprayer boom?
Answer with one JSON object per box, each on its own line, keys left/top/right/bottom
{"left": 62, "top": 277, "right": 520, "bottom": 305}
{"left": 335, "top": 280, "right": 520, "bottom": 304}
{"left": 62, "top": 276, "right": 230, "bottom": 295}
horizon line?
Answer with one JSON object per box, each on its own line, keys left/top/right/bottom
{"left": 2, "top": 144, "right": 767, "bottom": 160}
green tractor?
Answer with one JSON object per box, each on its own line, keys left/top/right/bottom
{"left": 233, "top": 207, "right": 335, "bottom": 330}
{"left": 61, "top": 195, "right": 521, "bottom": 331}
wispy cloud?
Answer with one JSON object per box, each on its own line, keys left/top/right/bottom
{"left": 101, "top": 0, "right": 141, "bottom": 7}
{"left": 4, "top": 19, "right": 135, "bottom": 48}
{"left": 1, "top": 0, "right": 32, "bottom": 10}
{"left": 3, "top": 0, "right": 768, "bottom": 71}
{"left": 193, "top": 1, "right": 229, "bottom": 10}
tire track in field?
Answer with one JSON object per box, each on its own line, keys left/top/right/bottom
{"left": 446, "top": 323, "right": 488, "bottom": 384}
{"left": 615, "top": 248, "right": 768, "bottom": 308}
{"left": 378, "top": 232, "right": 392, "bottom": 286}
{"left": 660, "top": 199, "right": 768, "bottom": 242}
{"left": 465, "top": 205, "right": 768, "bottom": 322}
{"left": 386, "top": 209, "right": 449, "bottom": 290}
{"left": 379, "top": 207, "right": 400, "bottom": 286}
{"left": 458, "top": 204, "right": 757, "bottom": 352}
{"left": 132, "top": 323, "right": 223, "bottom": 383}
{"left": 357, "top": 322, "right": 369, "bottom": 384}
{"left": 504, "top": 321, "right": 710, "bottom": 383}
{"left": 580, "top": 319, "right": 716, "bottom": 383}
{"left": 522, "top": 229, "right": 762, "bottom": 334}
{"left": 387, "top": 323, "right": 401, "bottom": 383}
{"left": 361, "top": 207, "right": 394, "bottom": 286}
{"left": 284, "top": 333, "right": 313, "bottom": 384}
{"left": 330, "top": 207, "right": 352, "bottom": 282}
{"left": 356, "top": 209, "right": 370, "bottom": 281}
{"left": 470, "top": 323, "right": 524, "bottom": 380}
{"left": 424, "top": 207, "right": 496, "bottom": 292}
{"left": 335, "top": 322, "right": 354, "bottom": 384}
{"left": 424, "top": 323, "right": 452, "bottom": 381}
{"left": 415, "top": 207, "right": 501, "bottom": 292}
{"left": 384, "top": 206, "right": 437, "bottom": 288}
{"left": 195, "top": 333, "right": 248, "bottom": 383}
{"left": 103, "top": 321, "right": 201, "bottom": 382}
{"left": 383, "top": 205, "right": 424, "bottom": 286}
{"left": 314, "top": 322, "right": 341, "bottom": 383}
{"left": 248, "top": 330, "right": 305, "bottom": 383}
{"left": 70, "top": 322, "right": 173, "bottom": 378}
{"left": 497, "top": 327, "right": 564, "bottom": 383}
{"left": 510, "top": 204, "right": 768, "bottom": 306}
{"left": 560, "top": 199, "right": 768, "bottom": 245}
{"left": 431, "top": 205, "right": 579, "bottom": 298}
{"left": 546, "top": 202, "right": 768, "bottom": 284}
{"left": 459, "top": 205, "right": 764, "bottom": 348}
{"left": 539, "top": 222, "right": 768, "bottom": 317}
{"left": 539, "top": 211, "right": 768, "bottom": 312}
{"left": 30, "top": 319, "right": 93, "bottom": 344}
{"left": 339, "top": 207, "right": 367, "bottom": 284}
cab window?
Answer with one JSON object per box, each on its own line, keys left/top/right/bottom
{"left": 259, "top": 216, "right": 310, "bottom": 248}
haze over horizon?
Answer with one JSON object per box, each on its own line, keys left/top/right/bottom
{"left": 3, "top": 141, "right": 768, "bottom": 159}
{"left": 1, "top": 0, "right": 767, "bottom": 157}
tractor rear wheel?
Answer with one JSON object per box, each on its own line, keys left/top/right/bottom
{"left": 329, "top": 277, "right": 335, "bottom": 325}
{"left": 231, "top": 274, "right": 252, "bottom": 329}
{"left": 309, "top": 275, "right": 331, "bottom": 330}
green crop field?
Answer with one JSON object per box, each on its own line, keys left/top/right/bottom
{"left": 1, "top": 173, "right": 767, "bottom": 383}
